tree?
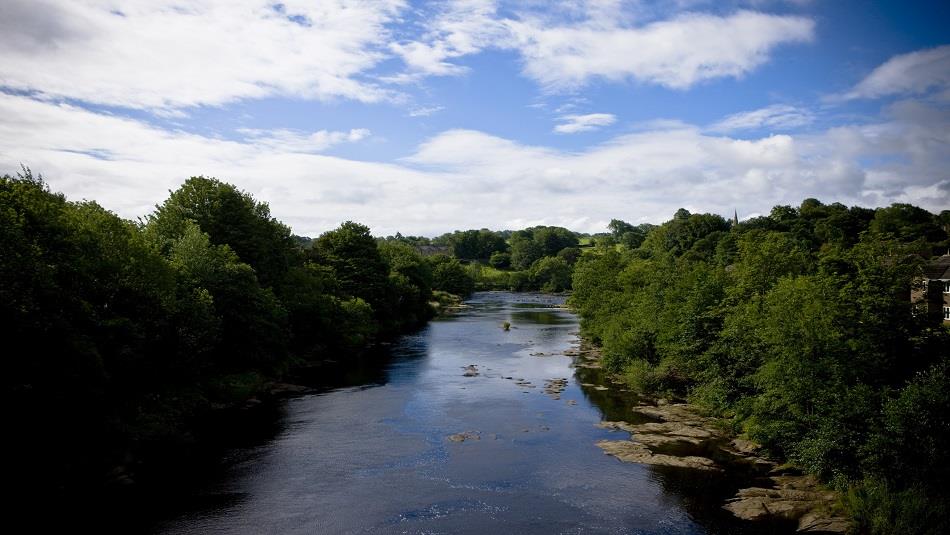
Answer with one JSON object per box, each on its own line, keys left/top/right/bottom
{"left": 870, "top": 203, "right": 944, "bottom": 245}
{"left": 529, "top": 256, "right": 572, "bottom": 292}
{"left": 147, "top": 176, "right": 298, "bottom": 288}
{"left": 429, "top": 255, "right": 475, "bottom": 296}
{"left": 510, "top": 235, "right": 544, "bottom": 270}
{"left": 532, "top": 226, "right": 579, "bottom": 256}
{"left": 440, "top": 229, "right": 507, "bottom": 260}
{"left": 312, "top": 221, "right": 389, "bottom": 312}
{"left": 557, "top": 246, "right": 581, "bottom": 265}
{"left": 608, "top": 219, "right": 635, "bottom": 237}
{"left": 378, "top": 241, "right": 434, "bottom": 329}
{"left": 168, "top": 222, "right": 288, "bottom": 368}
{"left": 489, "top": 251, "right": 511, "bottom": 269}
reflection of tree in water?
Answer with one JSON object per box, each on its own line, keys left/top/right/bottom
{"left": 510, "top": 310, "right": 571, "bottom": 325}
{"left": 647, "top": 466, "right": 797, "bottom": 534}
{"left": 572, "top": 365, "right": 648, "bottom": 422}
{"left": 292, "top": 328, "right": 431, "bottom": 390}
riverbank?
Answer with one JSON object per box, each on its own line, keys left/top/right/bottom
{"left": 567, "top": 338, "right": 850, "bottom": 533}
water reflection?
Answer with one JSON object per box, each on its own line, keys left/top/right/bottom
{"left": 155, "top": 292, "right": 786, "bottom": 534}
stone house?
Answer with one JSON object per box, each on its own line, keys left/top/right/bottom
{"left": 414, "top": 245, "right": 452, "bottom": 257}
{"left": 911, "top": 254, "right": 950, "bottom": 325}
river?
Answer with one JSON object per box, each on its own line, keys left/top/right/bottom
{"left": 155, "top": 292, "right": 786, "bottom": 534}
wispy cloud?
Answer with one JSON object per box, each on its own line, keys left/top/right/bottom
{"left": 236, "top": 128, "right": 371, "bottom": 153}
{"left": 408, "top": 105, "right": 446, "bottom": 117}
{"left": 0, "top": 0, "right": 404, "bottom": 111}
{"left": 708, "top": 104, "right": 814, "bottom": 132}
{"left": 388, "top": 0, "right": 507, "bottom": 81}
{"left": 554, "top": 113, "right": 617, "bottom": 134}
{"left": 842, "top": 45, "right": 950, "bottom": 101}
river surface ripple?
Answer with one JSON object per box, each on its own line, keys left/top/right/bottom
{"left": 157, "top": 292, "right": 780, "bottom": 534}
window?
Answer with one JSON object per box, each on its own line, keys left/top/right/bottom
{"left": 944, "top": 280, "right": 950, "bottom": 294}
{"left": 945, "top": 306, "right": 950, "bottom": 321}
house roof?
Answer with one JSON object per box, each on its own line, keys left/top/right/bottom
{"left": 923, "top": 254, "right": 950, "bottom": 279}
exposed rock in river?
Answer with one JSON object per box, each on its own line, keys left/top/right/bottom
{"left": 570, "top": 338, "right": 848, "bottom": 532}
{"left": 543, "top": 378, "right": 568, "bottom": 399}
{"left": 447, "top": 431, "right": 480, "bottom": 443}
{"left": 724, "top": 474, "right": 849, "bottom": 533}
{"left": 597, "top": 404, "right": 848, "bottom": 532}
{"left": 596, "top": 440, "right": 720, "bottom": 471}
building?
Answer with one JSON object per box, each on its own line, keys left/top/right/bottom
{"left": 414, "top": 244, "right": 452, "bottom": 257}
{"left": 912, "top": 254, "right": 950, "bottom": 325}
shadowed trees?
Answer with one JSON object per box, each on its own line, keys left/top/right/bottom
{"left": 3, "top": 171, "right": 439, "bottom": 506}
{"left": 570, "top": 201, "right": 950, "bottom": 533}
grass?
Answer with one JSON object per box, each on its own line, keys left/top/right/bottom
{"left": 467, "top": 262, "right": 513, "bottom": 290}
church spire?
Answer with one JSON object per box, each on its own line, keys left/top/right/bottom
{"left": 732, "top": 209, "right": 739, "bottom": 226}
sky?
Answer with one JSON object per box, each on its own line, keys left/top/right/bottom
{"left": 1, "top": 0, "right": 948, "bottom": 237}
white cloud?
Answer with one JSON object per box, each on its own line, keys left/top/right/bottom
{"left": 0, "top": 0, "right": 817, "bottom": 116}
{"left": 395, "top": 3, "right": 814, "bottom": 90}
{"left": 408, "top": 105, "right": 445, "bottom": 117}
{"left": 0, "top": 0, "right": 405, "bottom": 111}
{"left": 844, "top": 45, "right": 950, "bottom": 100}
{"left": 554, "top": 113, "right": 617, "bottom": 133}
{"left": 236, "top": 128, "right": 371, "bottom": 153}
{"left": 2, "top": 93, "right": 946, "bottom": 237}
{"left": 709, "top": 104, "right": 814, "bottom": 132}
{"left": 509, "top": 9, "right": 814, "bottom": 90}
{"left": 388, "top": 0, "right": 508, "bottom": 81}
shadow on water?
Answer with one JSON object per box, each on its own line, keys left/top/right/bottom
{"left": 146, "top": 292, "right": 793, "bottom": 534}
{"left": 509, "top": 309, "right": 572, "bottom": 325}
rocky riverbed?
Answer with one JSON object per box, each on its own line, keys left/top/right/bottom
{"left": 570, "top": 340, "right": 850, "bottom": 533}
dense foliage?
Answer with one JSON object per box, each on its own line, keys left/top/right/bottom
{"left": 446, "top": 225, "right": 582, "bottom": 292}
{"left": 2, "top": 172, "right": 436, "bottom": 502}
{"left": 570, "top": 201, "right": 950, "bottom": 533}
{"left": 436, "top": 229, "right": 507, "bottom": 260}
{"left": 411, "top": 225, "right": 583, "bottom": 293}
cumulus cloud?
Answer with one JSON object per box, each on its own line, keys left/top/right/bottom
{"left": 844, "top": 45, "right": 950, "bottom": 100}
{"left": 508, "top": 9, "right": 814, "bottom": 90}
{"left": 554, "top": 113, "right": 617, "bottom": 133}
{"left": 0, "top": 0, "right": 404, "bottom": 111}
{"left": 708, "top": 104, "right": 814, "bottom": 132}
{"left": 2, "top": 93, "right": 946, "bottom": 237}
{"left": 394, "top": 2, "right": 814, "bottom": 90}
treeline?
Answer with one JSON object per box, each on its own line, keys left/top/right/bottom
{"left": 388, "top": 226, "right": 583, "bottom": 292}
{"left": 570, "top": 200, "right": 950, "bottom": 533}
{"left": 1, "top": 171, "right": 449, "bottom": 503}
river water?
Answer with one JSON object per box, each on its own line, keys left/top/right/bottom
{"left": 156, "top": 292, "right": 783, "bottom": 534}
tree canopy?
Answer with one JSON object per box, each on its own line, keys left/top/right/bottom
{"left": 571, "top": 199, "right": 950, "bottom": 533}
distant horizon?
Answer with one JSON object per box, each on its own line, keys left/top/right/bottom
{"left": 2, "top": 1, "right": 948, "bottom": 237}
{"left": 16, "top": 167, "right": 938, "bottom": 240}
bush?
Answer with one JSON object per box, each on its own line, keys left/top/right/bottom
{"left": 846, "top": 479, "right": 948, "bottom": 535}
{"left": 489, "top": 251, "right": 511, "bottom": 269}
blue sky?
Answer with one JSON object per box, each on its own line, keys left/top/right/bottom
{"left": 1, "top": 0, "right": 948, "bottom": 236}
